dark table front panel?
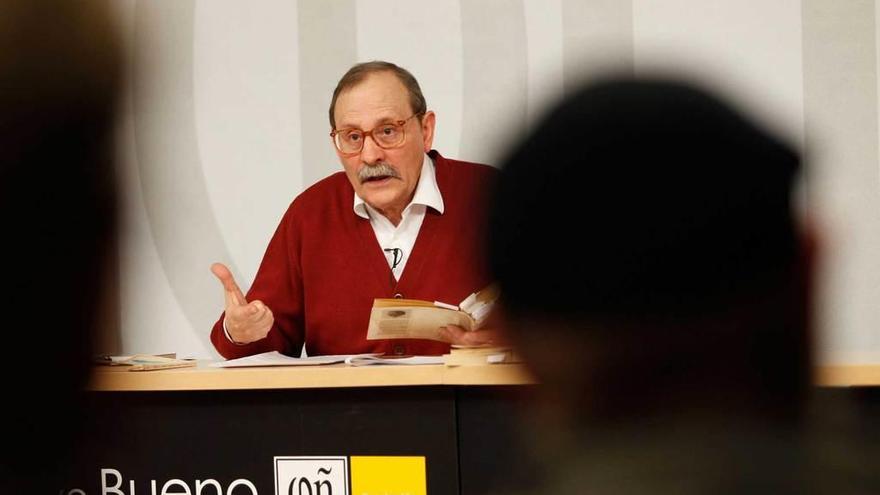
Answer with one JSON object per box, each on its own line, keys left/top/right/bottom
{"left": 59, "top": 385, "right": 880, "bottom": 495}
{"left": 66, "top": 386, "right": 460, "bottom": 495}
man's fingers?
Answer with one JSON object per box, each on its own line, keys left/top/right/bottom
{"left": 211, "top": 262, "right": 245, "bottom": 300}
{"left": 211, "top": 262, "right": 247, "bottom": 306}
{"left": 440, "top": 325, "right": 499, "bottom": 346}
{"left": 249, "top": 300, "right": 266, "bottom": 318}
{"left": 246, "top": 301, "right": 271, "bottom": 322}
{"left": 458, "top": 328, "right": 484, "bottom": 345}
{"left": 223, "top": 290, "right": 242, "bottom": 310}
{"left": 439, "top": 325, "right": 467, "bottom": 344}
{"left": 252, "top": 306, "right": 274, "bottom": 326}
{"left": 226, "top": 302, "right": 273, "bottom": 342}
{"left": 227, "top": 304, "right": 252, "bottom": 322}
{"left": 229, "top": 302, "right": 267, "bottom": 324}
{"left": 463, "top": 330, "right": 493, "bottom": 345}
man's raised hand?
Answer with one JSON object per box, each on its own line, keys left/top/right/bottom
{"left": 211, "top": 262, "right": 274, "bottom": 344}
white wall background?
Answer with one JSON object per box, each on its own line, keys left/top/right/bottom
{"left": 109, "top": 0, "right": 880, "bottom": 364}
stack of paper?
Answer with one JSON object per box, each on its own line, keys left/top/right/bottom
{"left": 344, "top": 355, "right": 445, "bottom": 366}
{"left": 94, "top": 354, "right": 196, "bottom": 371}
{"left": 442, "top": 345, "right": 521, "bottom": 367}
{"left": 212, "top": 351, "right": 447, "bottom": 368}
{"left": 211, "top": 351, "right": 380, "bottom": 368}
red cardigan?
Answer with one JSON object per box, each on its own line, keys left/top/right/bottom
{"left": 211, "top": 151, "right": 497, "bottom": 358}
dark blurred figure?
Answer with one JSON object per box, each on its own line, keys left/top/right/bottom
{"left": 489, "top": 79, "right": 874, "bottom": 494}
{"left": 0, "top": 0, "right": 120, "bottom": 491}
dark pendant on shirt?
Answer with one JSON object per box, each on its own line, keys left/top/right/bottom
{"left": 384, "top": 247, "right": 403, "bottom": 270}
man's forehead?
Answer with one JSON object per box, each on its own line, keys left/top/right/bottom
{"left": 334, "top": 72, "right": 412, "bottom": 126}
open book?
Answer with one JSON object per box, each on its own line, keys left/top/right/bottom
{"left": 366, "top": 285, "right": 498, "bottom": 342}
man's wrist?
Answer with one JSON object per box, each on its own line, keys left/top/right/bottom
{"left": 223, "top": 317, "right": 247, "bottom": 346}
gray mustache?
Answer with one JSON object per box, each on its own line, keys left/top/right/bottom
{"left": 358, "top": 162, "right": 401, "bottom": 183}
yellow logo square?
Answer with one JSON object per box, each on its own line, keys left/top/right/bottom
{"left": 350, "top": 456, "right": 426, "bottom": 495}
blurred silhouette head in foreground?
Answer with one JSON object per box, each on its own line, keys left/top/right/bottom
{"left": 0, "top": 0, "right": 120, "bottom": 489}
{"left": 491, "top": 78, "right": 808, "bottom": 420}
{"left": 488, "top": 77, "right": 840, "bottom": 492}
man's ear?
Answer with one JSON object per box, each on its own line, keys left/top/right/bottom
{"left": 420, "top": 111, "right": 436, "bottom": 152}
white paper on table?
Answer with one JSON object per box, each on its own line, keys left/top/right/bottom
{"left": 211, "top": 351, "right": 381, "bottom": 368}
{"left": 344, "top": 355, "right": 445, "bottom": 366}
{"left": 486, "top": 353, "right": 507, "bottom": 364}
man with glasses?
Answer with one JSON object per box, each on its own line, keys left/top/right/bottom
{"left": 210, "top": 61, "right": 499, "bottom": 359}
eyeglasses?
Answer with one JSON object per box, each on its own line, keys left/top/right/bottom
{"left": 330, "top": 113, "right": 421, "bottom": 154}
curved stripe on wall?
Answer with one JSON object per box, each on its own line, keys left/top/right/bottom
{"left": 133, "top": 0, "right": 235, "bottom": 341}
{"left": 193, "top": 0, "right": 304, "bottom": 285}
{"left": 803, "top": 0, "right": 880, "bottom": 362}
{"left": 297, "top": 0, "right": 358, "bottom": 187}
{"left": 354, "top": 0, "right": 465, "bottom": 158}
{"left": 562, "top": 0, "right": 633, "bottom": 91}
{"left": 459, "top": 0, "right": 528, "bottom": 166}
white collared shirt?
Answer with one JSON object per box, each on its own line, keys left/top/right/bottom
{"left": 354, "top": 153, "right": 444, "bottom": 281}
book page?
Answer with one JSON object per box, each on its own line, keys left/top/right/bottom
{"left": 366, "top": 304, "right": 475, "bottom": 341}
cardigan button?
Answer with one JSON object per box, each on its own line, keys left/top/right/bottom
{"left": 392, "top": 344, "right": 406, "bottom": 355}
{"left": 393, "top": 293, "right": 403, "bottom": 299}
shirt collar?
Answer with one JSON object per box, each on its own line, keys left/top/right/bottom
{"left": 353, "top": 154, "right": 445, "bottom": 220}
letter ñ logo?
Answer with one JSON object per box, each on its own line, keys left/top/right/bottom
{"left": 275, "top": 457, "right": 348, "bottom": 495}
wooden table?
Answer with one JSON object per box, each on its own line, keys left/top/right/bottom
{"left": 88, "top": 361, "right": 538, "bottom": 391}
{"left": 88, "top": 362, "right": 880, "bottom": 391}
{"left": 815, "top": 365, "right": 880, "bottom": 387}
